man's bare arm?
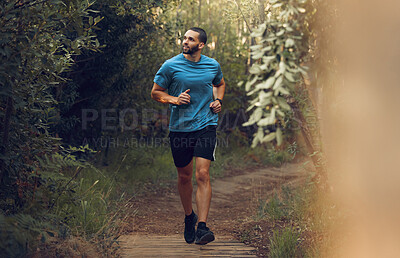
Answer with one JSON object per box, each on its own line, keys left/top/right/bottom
{"left": 210, "top": 78, "right": 226, "bottom": 113}
{"left": 213, "top": 77, "right": 225, "bottom": 101}
{"left": 151, "top": 83, "right": 191, "bottom": 105}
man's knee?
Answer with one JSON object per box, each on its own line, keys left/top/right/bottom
{"left": 196, "top": 168, "right": 210, "bottom": 184}
{"left": 178, "top": 171, "right": 192, "bottom": 184}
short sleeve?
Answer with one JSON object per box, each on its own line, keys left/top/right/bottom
{"left": 154, "top": 61, "right": 172, "bottom": 89}
{"left": 212, "top": 62, "right": 223, "bottom": 85}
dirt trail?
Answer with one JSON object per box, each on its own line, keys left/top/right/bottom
{"left": 118, "top": 162, "right": 308, "bottom": 257}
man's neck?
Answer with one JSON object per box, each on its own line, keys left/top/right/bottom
{"left": 183, "top": 52, "right": 201, "bottom": 62}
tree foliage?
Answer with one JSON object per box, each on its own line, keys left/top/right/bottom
{"left": 58, "top": 0, "right": 175, "bottom": 145}
{"left": 0, "top": 0, "right": 101, "bottom": 197}
{"left": 0, "top": 0, "right": 166, "bottom": 255}
{"left": 242, "top": 0, "right": 309, "bottom": 147}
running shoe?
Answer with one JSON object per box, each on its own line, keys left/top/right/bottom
{"left": 195, "top": 226, "right": 215, "bottom": 245}
{"left": 184, "top": 212, "right": 198, "bottom": 244}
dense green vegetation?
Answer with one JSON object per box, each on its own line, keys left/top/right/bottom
{"left": 0, "top": 0, "right": 334, "bottom": 256}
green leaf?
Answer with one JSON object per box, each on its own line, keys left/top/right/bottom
{"left": 277, "top": 97, "right": 291, "bottom": 111}
{"left": 250, "top": 45, "right": 262, "bottom": 51}
{"left": 249, "top": 65, "right": 262, "bottom": 75}
{"left": 270, "top": 107, "right": 276, "bottom": 124}
{"left": 243, "top": 120, "right": 254, "bottom": 127}
{"left": 278, "top": 86, "right": 290, "bottom": 95}
{"left": 94, "top": 16, "right": 103, "bottom": 24}
{"left": 298, "top": 7, "right": 306, "bottom": 13}
{"left": 272, "top": 3, "right": 283, "bottom": 8}
{"left": 283, "top": 24, "right": 294, "bottom": 32}
{"left": 276, "top": 109, "right": 285, "bottom": 117}
{"left": 258, "top": 97, "right": 272, "bottom": 107}
{"left": 277, "top": 62, "right": 286, "bottom": 76}
{"left": 245, "top": 76, "right": 258, "bottom": 91}
{"left": 262, "top": 46, "right": 272, "bottom": 52}
{"left": 262, "top": 132, "right": 276, "bottom": 143}
{"left": 276, "top": 128, "right": 283, "bottom": 146}
{"left": 262, "top": 55, "right": 276, "bottom": 66}
{"left": 276, "top": 30, "right": 285, "bottom": 36}
{"left": 252, "top": 50, "right": 264, "bottom": 60}
{"left": 263, "top": 55, "right": 276, "bottom": 62}
{"left": 247, "top": 88, "right": 258, "bottom": 96}
{"left": 279, "top": 60, "right": 286, "bottom": 69}
{"left": 256, "top": 128, "right": 264, "bottom": 141}
{"left": 285, "top": 38, "right": 295, "bottom": 48}
{"left": 257, "top": 77, "right": 275, "bottom": 90}
{"left": 257, "top": 117, "right": 270, "bottom": 126}
{"left": 254, "top": 107, "right": 263, "bottom": 121}
{"left": 87, "top": 9, "right": 100, "bottom": 13}
{"left": 251, "top": 130, "right": 262, "bottom": 148}
{"left": 284, "top": 72, "right": 296, "bottom": 82}
{"left": 273, "top": 76, "right": 283, "bottom": 90}
{"left": 247, "top": 102, "right": 257, "bottom": 111}
{"left": 250, "top": 23, "right": 266, "bottom": 37}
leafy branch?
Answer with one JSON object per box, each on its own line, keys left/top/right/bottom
{"left": 242, "top": 0, "right": 308, "bottom": 147}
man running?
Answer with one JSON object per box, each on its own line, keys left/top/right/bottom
{"left": 151, "top": 27, "right": 225, "bottom": 245}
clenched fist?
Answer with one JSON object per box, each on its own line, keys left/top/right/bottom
{"left": 176, "top": 89, "right": 191, "bottom": 105}
{"left": 209, "top": 99, "right": 222, "bottom": 113}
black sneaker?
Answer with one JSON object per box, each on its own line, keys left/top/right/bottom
{"left": 195, "top": 226, "right": 215, "bottom": 245}
{"left": 184, "top": 212, "right": 198, "bottom": 244}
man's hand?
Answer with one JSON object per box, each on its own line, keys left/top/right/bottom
{"left": 177, "top": 89, "right": 191, "bottom": 105}
{"left": 209, "top": 99, "right": 222, "bottom": 113}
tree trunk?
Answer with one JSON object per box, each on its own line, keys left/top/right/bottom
{"left": 289, "top": 98, "right": 328, "bottom": 188}
{"left": 176, "top": 1, "right": 182, "bottom": 52}
{"left": 198, "top": 0, "right": 202, "bottom": 24}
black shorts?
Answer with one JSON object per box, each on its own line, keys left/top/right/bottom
{"left": 169, "top": 125, "right": 217, "bottom": 168}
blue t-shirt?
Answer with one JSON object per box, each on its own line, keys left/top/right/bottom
{"left": 154, "top": 53, "right": 223, "bottom": 132}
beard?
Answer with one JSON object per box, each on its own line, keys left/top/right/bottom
{"left": 182, "top": 44, "right": 199, "bottom": 55}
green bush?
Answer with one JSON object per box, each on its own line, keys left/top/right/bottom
{"left": 54, "top": 175, "right": 112, "bottom": 237}
{"left": 266, "top": 148, "right": 293, "bottom": 167}
{"left": 269, "top": 227, "right": 300, "bottom": 258}
{"left": 0, "top": 213, "right": 53, "bottom": 257}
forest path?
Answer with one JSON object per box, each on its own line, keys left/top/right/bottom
{"left": 118, "top": 162, "right": 308, "bottom": 257}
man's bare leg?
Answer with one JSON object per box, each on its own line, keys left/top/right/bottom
{"left": 177, "top": 159, "right": 194, "bottom": 215}
{"left": 195, "top": 157, "right": 212, "bottom": 223}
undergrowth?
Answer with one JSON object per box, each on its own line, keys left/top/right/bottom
{"left": 0, "top": 146, "right": 128, "bottom": 257}
{"left": 0, "top": 129, "right": 296, "bottom": 257}
{"left": 243, "top": 171, "right": 343, "bottom": 257}
{"left": 269, "top": 227, "right": 300, "bottom": 258}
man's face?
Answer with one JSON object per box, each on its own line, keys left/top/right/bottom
{"left": 182, "top": 30, "right": 203, "bottom": 55}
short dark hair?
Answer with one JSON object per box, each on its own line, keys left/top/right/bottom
{"left": 189, "top": 27, "right": 207, "bottom": 44}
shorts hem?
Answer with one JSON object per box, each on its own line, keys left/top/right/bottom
{"left": 193, "top": 154, "right": 215, "bottom": 162}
